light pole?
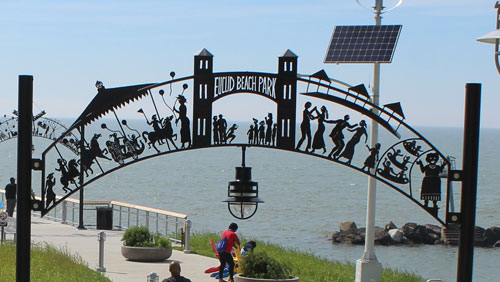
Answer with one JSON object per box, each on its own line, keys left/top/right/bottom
{"left": 355, "top": 1, "right": 394, "bottom": 281}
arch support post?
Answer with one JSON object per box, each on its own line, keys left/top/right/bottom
{"left": 17, "top": 75, "right": 33, "bottom": 282}
{"left": 457, "top": 83, "right": 481, "bottom": 282}
{"left": 77, "top": 125, "right": 86, "bottom": 230}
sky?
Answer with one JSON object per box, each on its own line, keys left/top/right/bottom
{"left": 1, "top": 0, "right": 499, "bottom": 128}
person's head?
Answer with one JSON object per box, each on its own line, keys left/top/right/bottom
{"left": 10, "top": 177, "right": 15, "bottom": 184}
{"left": 344, "top": 114, "right": 350, "bottom": 121}
{"left": 169, "top": 261, "right": 181, "bottom": 276}
{"left": 305, "top": 101, "right": 312, "bottom": 108}
{"left": 228, "top": 223, "right": 238, "bottom": 232}
{"left": 247, "top": 241, "right": 256, "bottom": 249}
{"left": 359, "top": 120, "right": 366, "bottom": 127}
{"left": 426, "top": 153, "right": 439, "bottom": 164}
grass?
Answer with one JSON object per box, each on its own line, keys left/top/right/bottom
{"left": 179, "top": 232, "right": 426, "bottom": 282}
{"left": 0, "top": 242, "right": 111, "bottom": 282}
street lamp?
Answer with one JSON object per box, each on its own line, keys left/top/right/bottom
{"left": 477, "top": 1, "right": 500, "bottom": 74}
{"left": 223, "top": 146, "right": 263, "bottom": 220}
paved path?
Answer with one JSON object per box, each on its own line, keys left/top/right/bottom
{"left": 9, "top": 216, "right": 220, "bottom": 282}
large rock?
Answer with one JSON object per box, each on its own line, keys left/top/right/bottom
{"left": 402, "top": 223, "right": 432, "bottom": 244}
{"left": 385, "top": 221, "right": 397, "bottom": 231}
{"left": 483, "top": 227, "right": 500, "bottom": 246}
{"left": 388, "top": 229, "right": 404, "bottom": 243}
{"left": 340, "top": 221, "right": 357, "bottom": 233}
{"left": 425, "top": 224, "right": 442, "bottom": 236}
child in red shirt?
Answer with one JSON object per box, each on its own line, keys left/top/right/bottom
{"left": 218, "top": 223, "right": 240, "bottom": 282}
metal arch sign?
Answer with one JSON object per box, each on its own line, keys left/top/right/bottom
{"left": 37, "top": 48, "right": 454, "bottom": 227}
{"left": 0, "top": 112, "right": 79, "bottom": 155}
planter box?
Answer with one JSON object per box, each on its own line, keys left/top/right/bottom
{"left": 234, "top": 274, "right": 299, "bottom": 282}
{"left": 121, "top": 245, "right": 172, "bottom": 262}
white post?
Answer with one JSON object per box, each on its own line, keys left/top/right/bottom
{"left": 355, "top": 0, "right": 383, "bottom": 281}
{"left": 96, "top": 231, "right": 106, "bottom": 272}
{"left": 147, "top": 272, "right": 159, "bottom": 282}
{"left": 184, "top": 219, "right": 192, "bottom": 253}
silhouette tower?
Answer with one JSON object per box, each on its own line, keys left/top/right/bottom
{"left": 276, "top": 49, "right": 298, "bottom": 149}
{"left": 193, "top": 48, "right": 214, "bottom": 147}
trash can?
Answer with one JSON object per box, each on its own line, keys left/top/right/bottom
{"left": 96, "top": 207, "right": 113, "bottom": 230}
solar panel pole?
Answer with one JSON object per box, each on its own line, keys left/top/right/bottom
{"left": 355, "top": 0, "right": 383, "bottom": 281}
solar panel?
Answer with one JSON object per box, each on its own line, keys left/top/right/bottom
{"left": 324, "top": 25, "right": 402, "bottom": 64}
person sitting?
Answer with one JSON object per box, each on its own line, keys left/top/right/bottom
{"left": 162, "top": 261, "right": 191, "bottom": 282}
{"left": 241, "top": 241, "right": 256, "bottom": 256}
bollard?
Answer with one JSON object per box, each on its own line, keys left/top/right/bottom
{"left": 96, "top": 231, "right": 106, "bottom": 272}
{"left": 147, "top": 272, "right": 159, "bottom": 282}
{"left": 183, "top": 219, "right": 192, "bottom": 253}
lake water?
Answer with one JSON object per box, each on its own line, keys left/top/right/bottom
{"left": 0, "top": 125, "right": 498, "bottom": 282}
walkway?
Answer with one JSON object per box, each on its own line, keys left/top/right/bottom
{"left": 11, "top": 216, "right": 220, "bottom": 282}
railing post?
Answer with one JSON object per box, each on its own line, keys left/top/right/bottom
{"left": 184, "top": 219, "right": 192, "bottom": 253}
{"left": 156, "top": 213, "right": 159, "bottom": 233}
{"left": 175, "top": 218, "right": 179, "bottom": 240}
{"left": 127, "top": 207, "right": 130, "bottom": 228}
{"left": 61, "top": 201, "right": 67, "bottom": 224}
{"left": 118, "top": 206, "right": 122, "bottom": 229}
{"left": 165, "top": 215, "right": 168, "bottom": 236}
{"left": 136, "top": 209, "right": 139, "bottom": 226}
{"left": 72, "top": 202, "right": 75, "bottom": 225}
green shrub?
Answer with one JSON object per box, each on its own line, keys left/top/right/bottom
{"left": 121, "top": 226, "right": 171, "bottom": 248}
{"left": 241, "top": 251, "right": 292, "bottom": 279}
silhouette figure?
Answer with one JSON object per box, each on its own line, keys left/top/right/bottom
{"left": 218, "top": 114, "right": 227, "bottom": 144}
{"left": 226, "top": 124, "right": 238, "bottom": 144}
{"left": 417, "top": 153, "right": 445, "bottom": 208}
{"left": 265, "top": 113, "right": 273, "bottom": 146}
{"left": 56, "top": 159, "right": 74, "bottom": 193}
{"left": 161, "top": 115, "right": 178, "bottom": 150}
{"left": 45, "top": 173, "right": 56, "bottom": 208}
{"left": 387, "top": 148, "right": 411, "bottom": 170}
{"left": 174, "top": 95, "right": 191, "bottom": 148}
{"left": 252, "top": 118, "right": 259, "bottom": 144}
{"left": 213, "top": 116, "right": 219, "bottom": 144}
{"left": 311, "top": 106, "right": 327, "bottom": 154}
{"left": 327, "top": 115, "right": 357, "bottom": 159}
{"left": 247, "top": 125, "right": 254, "bottom": 144}
{"left": 148, "top": 114, "right": 165, "bottom": 145}
{"left": 258, "top": 120, "right": 265, "bottom": 144}
{"left": 377, "top": 158, "right": 409, "bottom": 184}
{"left": 362, "top": 143, "right": 381, "bottom": 172}
{"left": 296, "top": 102, "right": 314, "bottom": 152}
{"left": 338, "top": 120, "right": 368, "bottom": 165}
{"left": 403, "top": 140, "right": 423, "bottom": 156}
{"left": 80, "top": 133, "right": 111, "bottom": 176}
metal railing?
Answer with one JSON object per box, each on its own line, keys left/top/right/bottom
{"left": 0, "top": 189, "right": 191, "bottom": 250}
